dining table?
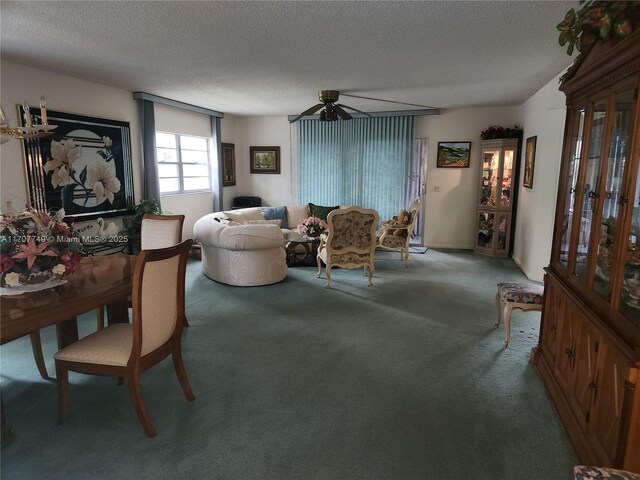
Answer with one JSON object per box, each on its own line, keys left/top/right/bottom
{"left": 0, "top": 254, "right": 136, "bottom": 446}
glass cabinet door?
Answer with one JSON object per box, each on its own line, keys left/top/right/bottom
{"left": 477, "top": 212, "right": 494, "bottom": 249}
{"left": 614, "top": 86, "right": 640, "bottom": 327}
{"left": 496, "top": 212, "right": 510, "bottom": 253}
{"left": 480, "top": 150, "right": 499, "bottom": 206}
{"left": 499, "top": 149, "right": 514, "bottom": 208}
{"left": 575, "top": 99, "right": 608, "bottom": 281}
{"left": 560, "top": 107, "right": 586, "bottom": 268}
{"left": 594, "top": 88, "right": 635, "bottom": 301}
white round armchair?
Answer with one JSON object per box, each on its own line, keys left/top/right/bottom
{"left": 193, "top": 214, "right": 287, "bottom": 286}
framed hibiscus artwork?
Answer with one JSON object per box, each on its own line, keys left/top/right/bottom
{"left": 20, "top": 107, "right": 134, "bottom": 220}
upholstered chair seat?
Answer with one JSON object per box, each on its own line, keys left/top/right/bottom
{"left": 54, "top": 323, "right": 133, "bottom": 366}
{"left": 495, "top": 282, "right": 544, "bottom": 348}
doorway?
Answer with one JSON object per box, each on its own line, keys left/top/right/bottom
{"left": 407, "top": 138, "right": 427, "bottom": 246}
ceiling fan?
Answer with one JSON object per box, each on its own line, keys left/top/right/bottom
{"left": 289, "top": 90, "right": 437, "bottom": 123}
{"left": 289, "top": 90, "right": 366, "bottom": 123}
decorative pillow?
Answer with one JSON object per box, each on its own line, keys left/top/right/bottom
{"left": 244, "top": 219, "right": 282, "bottom": 227}
{"left": 260, "top": 206, "right": 288, "bottom": 229}
{"left": 286, "top": 205, "right": 310, "bottom": 229}
{"left": 222, "top": 208, "right": 264, "bottom": 223}
{"left": 392, "top": 209, "right": 411, "bottom": 236}
{"left": 309, "top": 203, "right": 339, "bottom": 221}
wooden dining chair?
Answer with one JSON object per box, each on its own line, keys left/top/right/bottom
{"left": 54, "top": 240, "right": 194, "bottom": 437}
{"left": 140, "top": 213, "right": 185, "bottom": 250}
{"left": 96, "top": 213, "right": 188, "bottom": 329}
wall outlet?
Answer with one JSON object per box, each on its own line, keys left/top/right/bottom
{"left": 433, "top": 185, "right": 440, "bottom": 192}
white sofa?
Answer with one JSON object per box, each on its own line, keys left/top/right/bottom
{"left": 193, "top": 205, "right": 312, "bottom": 286}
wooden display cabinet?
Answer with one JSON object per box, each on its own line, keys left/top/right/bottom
{"left": 533, "top": 31, "right": 640, "bottom": 472}
{"left": 475, "top": 138, "right": 518, "bottom": 256}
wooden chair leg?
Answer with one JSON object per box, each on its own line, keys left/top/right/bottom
{"left": 96, "top": 306, "right": 104, "bottom": 330}
{"left": 183, "top": 316, "right": 190, "bottom": 328}
{"left": 55, "top": 362, "right": 68, "bottom": 424}
{"left": 172, "top": 345, "right": 195, "bottom": 402}
{"left": 503, "top": 303, "right": 513, "bottom": 348}
{"left": 495, "top": 292, "right": 502, "bottom": 327}
{"left": 326, "top": 266, "right": 332, "bottom": 288}
{"left": 30, "top": 331, "right": 50, "bottom": 380}
{"left": 127, "top": 372, "right": 156, "bottom": 437}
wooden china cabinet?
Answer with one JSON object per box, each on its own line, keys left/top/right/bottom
{"left": 533, "top": 31, "right": 640, "bottom": 472}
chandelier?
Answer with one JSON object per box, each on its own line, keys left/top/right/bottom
{"left": 0, "top": 97, "right": 57, "bottom": 144}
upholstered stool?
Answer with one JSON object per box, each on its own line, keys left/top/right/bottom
{"left": 573, "top": 465, "right": 640, "bottom": 480}
{"left": 495, "top": 282, "right": 544, "bottom": 347}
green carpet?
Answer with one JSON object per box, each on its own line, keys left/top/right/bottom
{"left": 0, "top": 249, "right": 577, "bottom": 479}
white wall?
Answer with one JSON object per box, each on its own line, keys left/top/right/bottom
{"left": 513, "top": 71, "right": 567, "bottom": 282}
{"left": 231, "top": 116, "right": 295, "bottom": 209}
{"left": 0, "top": 61, "right": 142, "bottom": 212}
{"left": 416, "top": 107, "right": 520, "bottom": 248}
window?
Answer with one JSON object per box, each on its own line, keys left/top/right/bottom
{"left": 156, "top": 132, "right": 211, "bottom": 194}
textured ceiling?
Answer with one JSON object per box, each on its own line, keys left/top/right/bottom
{"left": 0, "top": 1, "right": 576, "bottom": 116}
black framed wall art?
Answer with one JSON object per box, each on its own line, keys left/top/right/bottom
{"left": 250, "top": 146, "right": 280, "bottom": 174}
{"left": 523, "top": 136, "right": 537, "bottom": 189}
{"left": 221, "top": 142, "right": 236, "bottom": 186}
{"left": 20, "top": 107, "right": 134, "bottom": 220}
{"left": 436, "top": 142, "right": 471, "bottom": 168}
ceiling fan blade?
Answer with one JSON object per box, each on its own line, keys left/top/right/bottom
{"left": 341, "top": 93, "right": 437, "bottom": 109}
{"left": 333, "top": 105, "right": 352, "bottom": 120}
{"left": 336, "top": 103, "right": 372, "bottom": 117}
{"left": 289, "top": 103, "right": 325, "bottom": 123}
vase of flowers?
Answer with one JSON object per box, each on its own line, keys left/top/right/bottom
{"left": 297, "top": 216, "right": 328, "bottom": 238}
{"left": 0, "top": 208, "right": 84, "bottom": 288}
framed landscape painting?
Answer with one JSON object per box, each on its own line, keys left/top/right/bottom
{"left": 20, "top": 107, "right": 134, "bottom": 220}
{"left": 437, "top": 142, "right": 471, "bottom": 168}
{"left": 221, "top": 142, "right": 236, "bottom": 186}
{"left": 250, "top": 146, "right": 280, "bottom": 174}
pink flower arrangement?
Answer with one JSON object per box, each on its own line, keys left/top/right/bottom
{"left": 297, "top": 216, "right": 328, "bottom": 238}
{"left": 0, "top": 208, "right": 84, "bottom": 287}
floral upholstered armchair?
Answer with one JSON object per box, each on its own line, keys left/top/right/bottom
{"left": 316, "top": 206, "right": 379, "bottom": 288}
{"left": 376, "top": 197, "right": 421, "bottom": 267}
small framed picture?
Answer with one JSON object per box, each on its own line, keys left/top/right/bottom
{"left": 437, "top": 142, "right": 471, "bottom": 168}
{"left": 250, "top": 146, "right": 280, "bottom": 174}
{"left": 523, "top": 136, "right": 537, "bottom": 189}
{"left": 221, "top": 143, "right": 236, "bottom": 186}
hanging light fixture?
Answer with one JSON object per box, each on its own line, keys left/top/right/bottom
{"left": 0, "top": 96, "right": 57, "bottom": 144}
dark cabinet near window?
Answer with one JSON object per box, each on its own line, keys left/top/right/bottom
{"left": 533, "top": 32, "right": 640, "bottom": 472}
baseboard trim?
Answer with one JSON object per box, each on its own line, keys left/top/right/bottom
{"left": 512, "top": 255, "right": 543, "bottom": 283}
{"left": 425, "top": 244, "right": 474, "bottom": 250}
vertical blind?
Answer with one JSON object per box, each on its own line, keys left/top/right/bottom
{"left": 297, "top": 116, "right": 415, "bottom": 223}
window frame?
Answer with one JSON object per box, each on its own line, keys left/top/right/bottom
{"left": 156, "top": 131, "right": 212, "bottom": 195}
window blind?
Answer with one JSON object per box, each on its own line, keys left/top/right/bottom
{"left": 297, "top": 115, "right": 415, "bottom": 223}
